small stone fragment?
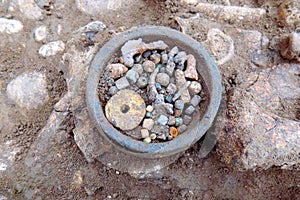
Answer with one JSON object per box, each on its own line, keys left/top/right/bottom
{"left": 141, "top": 129, "right": 149, "bottom": 138}
{"left": 165, "top": 95, "right": 172, "bottom": 103}
{"left": 173, "top": 81, "right": 191, "bottom": 101}
{"left": 175, "top": 69, "right": 186, "bottom": 88}
{"left": 134, "top": 54, "right": 142, "bottom": 63}
{"left": 115, "top": 77, "right": 130, "bottom": 90}
{"left": 175, "top": 117, "right": 183, "bottom": 126}
{"left": 126, "top": 69, "right": 139, "bottom": 84}
{"left": 0, "top": 18, "right": 23, "bottom": 34}
{"left": 79, "top": 20, "right": 106, "bottom": 33}
{"left": 164, "top": 103, "right": 174, "bottom": 115}
{"left": 145, "top": 112, "right": 151, "bottom": 118}
{"left": 190, "top": 95, "right": 201, "bottom": 107}
{"left": 39, "top": 40, "right": 65, "bottom": 57}
{"left": 184, "top": 54, "right": 198, "bottom": 80}
{"left": 174, "top": 51, "right": 187, "bottom": 64}
{"left": 106, "top": 63, "right": 128, "bottom": 79}
{"left": 166, "top": 83, "right": 177, "bottom": 94}
{"left": 132, "top": 64, "right": 144, "bottom": 75}
{"left": 166, "top": 62, "right": 176, "bottom": 76}
{"left": 157, "top": 133, "right": 167, "bottom": 140}
{"left": 169, "top": 46, "right": 179, "bottom": 56}
{"left": 177, "top": 125, "right": 187, "bottom": 133}
{"left": 168, "top": 116, "right": 176, "bottom": 126}
{"left": 189, "top": 81, "right": 202, "bottom": 95}
{"left": 185, "top": 105, "right": 195, "bottom": 115}
{"left": 108, "top": 86, "right": 118, "bottom": 96}
{"left": 136, "top": 76, "right": 148, "bottom": 88}
{"left": 150, "top": 133, "right": 157, "bottom": 140}
{"left": 150, "top": 54, "right": 161, "bottom": 64}
{"left": 143, "top": 119, "right": 154, "bottom": 130}
{"left": 155, "top": 83, "right": 162, "bottom": 91}
{"left": 162, "top": 53, "right": 168, "bottom": 64}
{"left": 156, "top": 73, "right": 170, "bottom": 87}
{"left": 175, "top": 100, "right": 185, "bottom": 110}
{"left": 183, "top": 115, "right": 192, "bottom": 125}
{"left": 144, "top": 137, "right": 151, "bottom": 143}
{"left": 174, "top": 108, "right": 182, "bottom": 116}
{"left": 155, "top": 94, "right": 165, "bottom": 104}
{"left": 34, "top": 25, "right": 47, "bottom": 42}
{"left": 146, "top": 105, "right": 154, "bottom": 112}
{"left": 143, "top": 60, "right": 156, "bottom": 73}
{"left": 157, "top": 114, "right": 169, "bottom": 126}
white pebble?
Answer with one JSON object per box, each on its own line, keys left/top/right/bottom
{"left": 0, "top": 18, "right": 23, "bottom": 34}
{"left": 34, "top": 25, "right": 47, "bottom": 42}
{"left": 39, "top": 40, "right": 65, "bottom": 57}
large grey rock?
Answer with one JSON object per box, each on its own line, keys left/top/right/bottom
{"left": 6, "top": 71, "right": 48, "bottom": 109}
{"left": 217, "top": 64, "right": 300, "bottom": 170}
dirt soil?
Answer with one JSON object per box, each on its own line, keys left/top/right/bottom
{"left": 0, "top": 0, "right": 299, "bottom": 199}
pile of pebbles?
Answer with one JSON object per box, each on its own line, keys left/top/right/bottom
{"left": 98, "top": 39, "right": 205, "bottom": 143}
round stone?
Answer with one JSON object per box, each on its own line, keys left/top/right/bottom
{"left": 156, "top": 73, "right": 170, "bottom": 87}
{"left": 105, "top": 89, "right": 146, "bottom": 131}
{"left": 6, "top": 71, "right": 48, "bottom": 109}
{"left": 142, "top": 60, "right": 155, "bottom": 73}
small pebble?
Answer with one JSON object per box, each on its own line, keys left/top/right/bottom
{"left": 174, "top": 51, "right": 187, "bottom": 64}
{"left": 126, "top": 69, "right": 139, "bottom": 84}
{"left": 168, "top": 116, "right": 176, "bottom": 126}
{"left": 164, "top": 103, "right": 174, "bottom": 115}
{"left": 189, "top": 81, "right": 202, "bottom": 95}
{"left": 166, "top": 62, "right": 175, "bottom": 76}
{"left": 150, "top": 54, "right": 161, "bottom": 64}
{"left": 177, "top": 124, "right": 187, "bottom": 133}
{"left": 106, "top": 63, "right": 128, "bottom": 79}
{"left": 132, "top": 64, "right": 144, "bottom": 75}
{"left": 150, "top": 133, "right": 157, "bottom": 140}
{"left": 162, "top": 53, "right": 168, "bottom": 64}
{"left": 146, "top": 112, "right": 151, "bottom": 118}
{"left": 157, "top": 64, "right": 162, "bottom": 69}
{"left": 165, "top": 95, "right": 172, "bottom": 103}
{"left": 108, "top": 86, "right": 118, "bottom": 96}
{"left": 157, "top": 133, "right": 167, "bottom": 140}
{"left": 174, "top": 108, "right": 182, "bottom": 116}
{"left": 34, "top": 25, "right": 47, "bottom": 42}
{"left": 146, "top": 105, "right": 154, "bottom": 112}
{"left": 136, "top": 76, "right": 148, "bottom": 88}
{"left": 142, "top": 119, "right": 154, "bottom": 130}
{"left": 190, "top": 95, "right": 201, "bottom": 107}
{"left": 115, "top": 77, "right": 130, "bottom": 90}
{"left": 184, "top": 54, "right": 198, "bottom": 80}
{"left": 183, "top": 115, "right": 192, "bottom": 125}
{"left": 143, "top": 60, "right": 156, "bottom": 73}
{"left": 39, "top": 40, "right": 65, "bottom": 57}
{"left": 156, "top": 73, "right": 170, "bottom": 87}
{"left": 157, "top": 114, "right": 169, "bottom": 126}
{"left": 169, "top": 127, "right": 178, "bottom": 137}
{"left": 185, "top": 105, "right": 195, "bottom": 115}
{"left": 141, "top": 129, "right": 149, "bottom": 138}
{"left": 175, "top": 100, "right": 185, "bottom": 110}
{"left": 144, "top": 137, "right": 151, "bottom": 143}
{"left": 155, "top": 94, "right": 165, "bottom": 104}
{"left": 155, "top": 82, "right": 162, "bottom": 91}
{"left": 175, "top": 117, "right": 183, "bottom": 126}
{"left": 166, "top": 83, "right": 177, "bottom": 94}
{"left": 169, "top": 46, "right": 179, "bottom": 56}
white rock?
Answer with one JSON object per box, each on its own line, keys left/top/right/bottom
{"left": 76, "top": 0, "right": 122, "bottom": 15}
{"left": 39, "top": 40, "right": 65, "bottom": 57}
{"left": 0, "top": 18, "right": 23, "bottom": 34}
{"left": 6, "top": 71, "right": 48, "bottom": 109}
{"left": 17, "top": 0, "right": 43, "bottom": 20}
{"left": 33, "top": 25, "right": 47, "bottom": 42}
